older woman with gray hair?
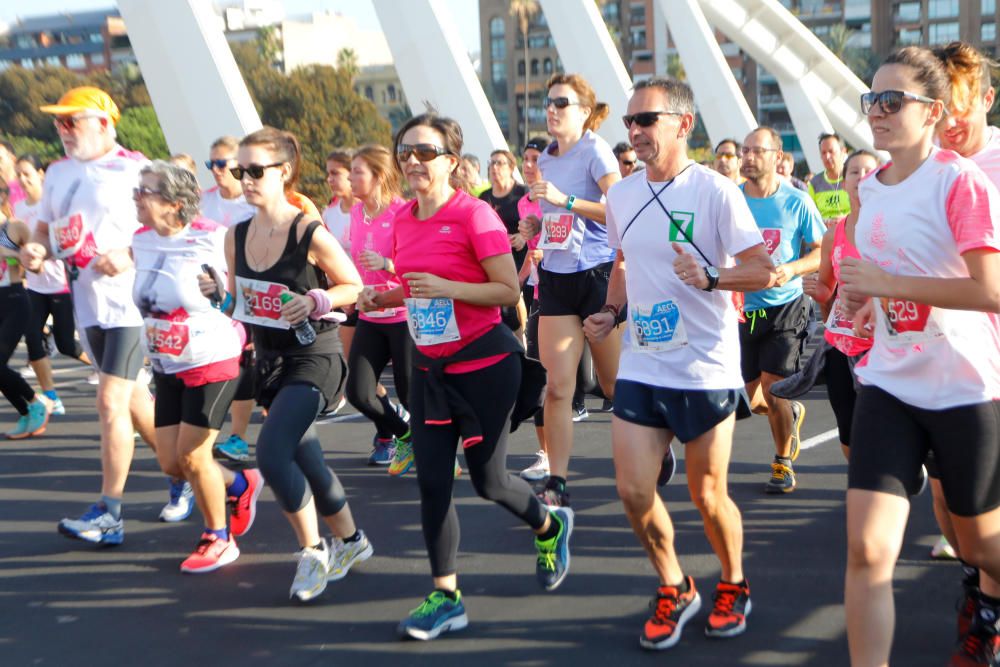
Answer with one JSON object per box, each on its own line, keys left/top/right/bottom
{"left": 131, "top": 160, "right": 263, "bottom": 574}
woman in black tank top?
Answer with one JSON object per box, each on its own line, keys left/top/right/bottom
{"left": 211, "top": 127, "right": 370, "bottom": 602}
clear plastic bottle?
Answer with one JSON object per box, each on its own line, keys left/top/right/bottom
{"left": 279, "top": 292, "right": 316, "bottom": 346}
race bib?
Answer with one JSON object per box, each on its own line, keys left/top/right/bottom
{"left": 50, "top": 213, "right": 86, "bottom": 259}
{"left": 234, "top": 277, "right": 290, "bottom": 329}
{"left": 143, "top": 317, "right": 192, "bottom": 362}
{"left": 629, "top": 300, "right": 689, "bottom": 353}
{"left": 364, "top": 283, "right": 398, "bottom": 319}
{"left": 875, "top": 297, "right": 943, "bottom": 345}
{"left": 404, "top": 297, "right": 460, "bottom": 345}
{"left": 825, "top": 295, "right": 856, "bottom": 338}
{"left": 761, "top": 228, "right": 782, "bottom": 259}
{"left": 539, "top": 212, "right": 573, "bottom": 250}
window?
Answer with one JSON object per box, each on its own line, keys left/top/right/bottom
{"left": 985, "top": 0, "right": 997, "bottom": 15}
{"left": 928, "top": 0, "right": 959, "bottom": 18}
{"left": 90, "top": 52, "right": 105, "bottom": 66}
{"left": 492, "top": 61, "right": 506, "bottom": 84}
{"left": 895, "top": 1, "right": 921, "bottom": 21}
{"left": 89, "top": 32, "right": 104, "bottom": 43}
{"left": 387, "top": 84, "right": 396, "bottom": 102}
{"left": 631, "top": 26, "right": 646, "bottom": 48}
{"left": 45, "top": 55, "right": 61, "bottom": 67}
{"left": 0, "top": 60, "right": 9, "bottom": 71}
{"left": 531, "top": 59, "right": 539, "bottom": 75}
{"left": 489, "top": 16, "right": 504, "bottom": 37}
{"left": 66, "top": 53, "right": 86, "bottom": 69}
{"left": 528, "top": 34, "right": 547, "bottom": 49}
{"left": 630, "top": 4, "right": 645, "bottom": 25}
{"left": 491, "top": 36, "right": 505, "bottom": 61}
{"left": 21, "top": 58, "right": 34, "bottom": 69}
{"left": 896, "top": 27, "right": 922, "bottom": 44}
{"left": 603, "top": 2, "right": 620, "bottom": 22}
{"left": 929, "top": 21, "right": 960, "bottom": 43}
{"left": 518, "top": 60, "right": 525, "bottom": 76}
{"left": 985, "top": 22, "right": 997, "bottom": 41}
{"left": 543, "top": 57, "right": 553, "bottom": 74}
{"left": 364, "top": 86, "right": 373, "bottom": 100}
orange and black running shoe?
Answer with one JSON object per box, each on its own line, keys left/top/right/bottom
{"left": 705, "top": 579, "right": 751, "bottom": 638}
{"left": 640, "top": 575, "right": 702, "bottom": 650}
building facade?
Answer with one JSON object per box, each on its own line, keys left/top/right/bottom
{"left": 0, "top": 10, "right": 133, "bottom": 74}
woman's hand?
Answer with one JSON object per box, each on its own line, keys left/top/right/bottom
{"left": 852, "top": 299, "right": 876, "bottom": 339}
{"left": 360, "top": 249, "right": 386, "bottom": 272}
{"left": 530, "top": 180, "right": 568, "bottom": 208}
{"left": 583, "top": 311, "right": 616, "bottom": 342}
{"left": 509, "top": 233, "right": 526, "bottom": 252}
{"left": 403, "top": 272, "right": 453, "bottom": 299}
{"left": 802, "top": 272, "right": 833, "bottom": 304}
{"left": 518, "top": 215, "right": 540, "bottom": 241}
{"left": 280, "top": 292, "right": 314, "bottom": 325}
{"left": 840, "top": 257, "right": 892, "bottom": 315}
{"left": 357, "top": 287, "right": 380, "bottom": 313}
{"left": 20, "top": 242, "right": 46, "bottom": 273}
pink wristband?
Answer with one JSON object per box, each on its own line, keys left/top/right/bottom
{"left": 307, "top": 288, "right": 333, "bottom": 320}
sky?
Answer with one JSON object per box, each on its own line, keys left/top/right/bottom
{"left": 0, "top": 0, "right": 482, "bottom": 55}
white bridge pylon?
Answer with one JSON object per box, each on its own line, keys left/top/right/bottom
{"left": 116, "top": 0, "right": 874, "bottom": 181}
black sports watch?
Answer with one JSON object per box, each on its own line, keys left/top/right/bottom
{"left": 702, "top": 266, "right": 720, "bottom": 292}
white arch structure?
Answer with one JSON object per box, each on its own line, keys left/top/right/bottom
{"left": 115, "top": 0, "right": 873, "bottom": 181}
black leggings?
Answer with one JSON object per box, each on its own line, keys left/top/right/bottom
{"left": 346, "top": 319, "right": 412, "bottom": 438}
{"left": 25, "top": 290, "right": 83, "bottom": 362}
{"left": 411, "top": 353, "right": 549, "bottom": 577}
{"left": 825, "top": 347, "right": 858, "bottom": 446}
{"left": 0, "top": 286, "right": 35, "bottom": 415}
{"left": 255, "top": 383, "right": 348, "bottom": 516}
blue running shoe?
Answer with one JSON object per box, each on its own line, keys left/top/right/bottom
{"left": 215, "top": 434, "right": 250, "bottom": 462}
{"left": 368, "top": 437, "right": 396, "bottom": 466}
{"left": 160, "top": 479, "right": 194, "bottom": 522}
{"left": 7, "top": 400, "right": 51, "bottom": 440}
{"left": 397, "top": 590, "right": 468, "bottom": 640}
{"left": 50, "top": 398, "right": 66, "bottom": 416}
{"left": 536, "top": 506, "right": 574, "bottom": 591}
{"left": 58, "top": 503, "right": 124, "bottom": 545}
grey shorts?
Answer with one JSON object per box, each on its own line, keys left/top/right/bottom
{"left": 83, "top": 325, "right": 145, "bottom": 381}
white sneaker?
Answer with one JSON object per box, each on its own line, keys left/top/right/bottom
{"left": 520, "top": 450, "right": 550, "bottom": 481}
{"left": 290, "top": 540, "right": 331, "bottom": 602}
{"left": 328, "top": 530, "right": 374, "bottom": 581}
{"left": 159, "top": 480, "right": 195, "bottom": 522}
{"left": 20, "top": 365, "right": 36, "bottom": 379}
{"left": 86, "top": 370, "right": 100, "bottom": 385}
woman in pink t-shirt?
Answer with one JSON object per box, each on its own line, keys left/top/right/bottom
{"left": 838, "top": 47, "right": 1000, "bottom": 666}
{"left": 342, "top": 144, "right": 412, "bottom": 470}
{"left": 358, "top": 113, "right": 572, "bottom": 641}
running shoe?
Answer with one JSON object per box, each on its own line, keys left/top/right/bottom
{"left": 321, "top": 395, "right": 347, "bottom": 416}
{"left": 640, "top": 576, "right": 702, "bottom": 650}
{"left": 328, "top": 530, "right": 373, "bottom": 581}
{"left": 6, "top": 400, "right": 51, "bottom": 440}
{"left": 951, "top": 602, "right": 1000, "bottom": 666}
{"left": 368, "top": 437, "right": 396, "bottom": 466}
{"left": 537, "top": 485, "right": 570, "bottom": 509}
{"left": 180, "top": 533, "right": 240, "bottom": 574}
{"left": 764, "top": 458, "right": 796, "bottom": 494}
{"left": 657, "top": 444, "right": 677, "bottom": 487}
{"left": 394, "top": 401, "right": 411, "bottom": 424}
{"left": 388, "top": 438, "right": 414, "bottom": 477}
{"left": 215, "top": 434, "right": 250, "bottom": 462}
{"left": 959, "top": 585, "right": 980, "bottom": 641}
{"left": 290, "top": 540, "right": 331, "bottom": 602}
{"left": 704, "top": 579, "right": 752, "bottom": 638}
{"left": 595, "top": 398, "right": 614, "bottom": 413}
{"left": 572, "top": 405, "right": 589, "bottom": 422}
{"left": 789, "top": 400, "right": 805, "bottom": 462}
{"left": 21, "top": 364, "right": 36, "bottom": 379}
{"left": 397, "top": 590, "right": 468, "bottom": 640}
{"left": 535, "top": 507, "right": 574, "bottom": 591}
{"left": 931, "top": 535, "right": 959, "bottom": 560}
{"left": 86, "top": 370, "right": 100, "bottom": 385}
{"left": 160, "top": 479, "right": 194, "bottom": 522}
{"left": 50, "top": 398, "right": 66, "bottom": 416}
{"left": 58, "top": 503, "right": 124, "bottom": 545}
{"left": 229, "top": 468, "right": 263, "bottom": 538}
{"left": 520, "top": 450, "right": 550, "bottom": 481}
{"left": 454, "top": 456, "right": 462, "bottom": 478}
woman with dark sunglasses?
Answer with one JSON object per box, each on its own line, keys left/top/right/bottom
{"left": 517, "top": 73, "right": 622, "bottom": 508}
{"left": 359, "top": 112, "right": 572, "bottom": 640}
{"left": 837, "top": 47, "right": 1000, "bottom": 666}
{"left": 217, "top": 126, "right": 371, "bottom": 601}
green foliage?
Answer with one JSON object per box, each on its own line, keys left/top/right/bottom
{"left": 116, "top": 106, "right": 169, "bottom": 159}
{"left": 7, "top": 136, "right": 63, "bottom": 165}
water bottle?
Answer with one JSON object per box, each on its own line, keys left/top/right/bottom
{"left": 280, "top": 292, "right": 316, "bottom": 346}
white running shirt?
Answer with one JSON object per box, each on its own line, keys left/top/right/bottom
{"left": 38, "top": 144, "right": 147, "bottom": 329}
{"left": 606, "top": 163, "right": 763, "bottom": 390}
{"left": 14, "top": 198, "right": 69, "bottom": 294}
{"left": 199, "top": 186, "right": 256, "bottom": 229}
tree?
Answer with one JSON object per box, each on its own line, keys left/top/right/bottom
{"left": 116, "top": 106, "right": 169, "bottom": 159}
{"left": 510, "top": 0, "right": 540, "bottom": 144}
{"left": 336, "top": 48, "right": 359, "bottom": 84}
{"left": 257, "top": 25, "right": 281, "bottom": 69}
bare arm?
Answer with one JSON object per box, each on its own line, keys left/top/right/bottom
{"left": 529, "top": 172, "right": 620, "bottom": 226}
{"left": 405, "top": 252, "right": 520, "bottom": 308}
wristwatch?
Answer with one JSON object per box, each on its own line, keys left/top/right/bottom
{"left": 702, "top": 266, "right": 720, "bottom": 292}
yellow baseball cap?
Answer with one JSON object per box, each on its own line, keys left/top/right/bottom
{"left": 39, "top": 86, "right": 121, "bottom": 125}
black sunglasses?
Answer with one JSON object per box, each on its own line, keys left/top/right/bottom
{"left": 229, "top": 162, "right": 284, "bottom": 180}
{"left": 205, "top": 158, "right": 233, "bottom": 171}
{"left": 622, "top": 110, "right": 684, "bottom": 129}
{"left": 860, "top": 89, "right": 941, "bottom": 115}
{"left": 396, "top": 143, "right": 452, "bottom": 162}
{"left": 621, "top": 160, "right": 636, "bottom": 167}
{"left": 545, "top": 96, "right": 580, "bottom": 110}
{"left": 133, "top": 185, "right": 164, "bottom": 199}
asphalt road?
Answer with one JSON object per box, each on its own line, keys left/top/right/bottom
{"left": 0, "top": 353, "right": 962, "bottom": 667}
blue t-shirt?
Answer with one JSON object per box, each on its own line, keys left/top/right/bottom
{"left": 741, "top": 179, "right": 825, "bottom": 310}
{"left": 537, "top": 130, "right": 620, "bottom": 273}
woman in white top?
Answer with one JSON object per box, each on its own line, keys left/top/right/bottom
{"left": 839, "top": 46, "right": 1000, "bottom": 666}
{"left": 322, "top": 149, "right": 358, "bottom": 375}
{"left": 15, "top": 154, "right": 90, "bottom": 415}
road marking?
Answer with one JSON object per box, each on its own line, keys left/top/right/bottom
{"left": 800, "top": 428, "right": 839, "bottom": 450}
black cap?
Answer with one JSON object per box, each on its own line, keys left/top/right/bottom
{"left": 523, "top": 136, "right": 549, "bottom": 153}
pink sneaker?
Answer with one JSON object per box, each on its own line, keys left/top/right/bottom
{"left": 229, "top": 468, "right": 263, "bottom": 537}
{"left": 180, "top": 533, "right": 240, "bottom": 574}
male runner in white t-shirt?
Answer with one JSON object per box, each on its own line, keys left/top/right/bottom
{"left": 585, "top": 77, "right": 774, "bottom": 650}
{"left": 21, "top": 87, "right": 158, "bottom": 545}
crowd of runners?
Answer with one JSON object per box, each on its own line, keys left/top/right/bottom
{"left": 1, "top": 38, "right": 1000, "bottom": 666}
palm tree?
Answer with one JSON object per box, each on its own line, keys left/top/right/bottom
{"left": 510, "top": 0, "right": 540, "bottom": 143}
{"left": 337, "top": 48, "right": 359, "bottom": 84}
